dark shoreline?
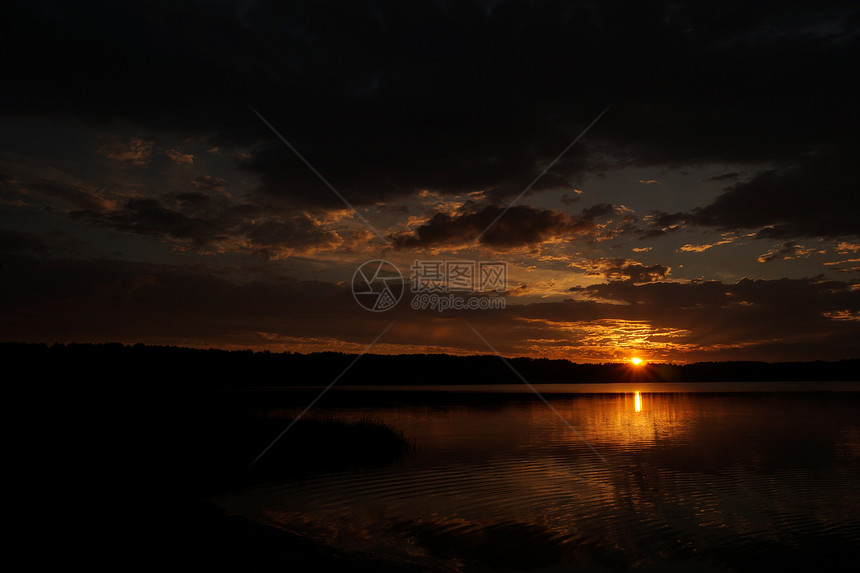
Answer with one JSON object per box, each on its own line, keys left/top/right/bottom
{"left": 3, "top": 341, "right": 858, "bottom": 387}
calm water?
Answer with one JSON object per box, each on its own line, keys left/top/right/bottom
{"left": 212, "top": 385, "right": 860, "bottom": 571}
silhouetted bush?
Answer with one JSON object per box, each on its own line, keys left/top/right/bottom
{"left": 180, "top": 414, "right": 415, "bottom": 494}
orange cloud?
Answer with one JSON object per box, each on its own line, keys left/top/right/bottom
{"left": 101, "top": 137, "right": 153, "bottom": 165}
{"left": 165, "top": 149, "right": 194, "bottom": 164}
{"left": 757, "top": 241, "right": 814, "bottom": 263}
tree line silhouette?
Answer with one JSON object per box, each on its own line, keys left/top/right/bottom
{"left": 3, "top": 342, "right": 858, "bottom": 388}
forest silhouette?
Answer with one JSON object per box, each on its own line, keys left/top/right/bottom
{"left": 4, "top": 342, "right": 857, "bottom": 388}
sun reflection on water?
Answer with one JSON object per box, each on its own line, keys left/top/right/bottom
{"left": 634, "top": 391, "right": 642, "bottom": 413}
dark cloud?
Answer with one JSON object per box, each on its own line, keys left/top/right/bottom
{"left": 71, "top": 196, "right": 334, "bottom": 254}
{"left": 709, "top": 172, "right": 739, "bottom": 182}
{"left": 5, "top": 1, "right": 857, "bottom": 210}
{"left": 242, "top": 217, "right": 339, "bottom": 253}
{"left": 656, "top": 149, "right": 860, "bottom": 239}
{"left": 72, "top": 198, "right": 229, "bottom": 247}
{"left": 391, "top": 203, "right": 622, "bottom": 249}
{"left": 189, "top": 176, "right": 226, "bottom": 191}
{"left": 580, "top": 203, "right": 617, "bottom": 220}
{"left": 637, "top": 227, "right": 679, "bottom": 240}
{"left": 23, "top": 181, "right": 113, "bottom": 213}
{"left": 560, "top": 192, "right": 581, "bottom": 206}
{"left": 570, "top": 258, "right": 670, "bottom": 283}
{"left": 0, "top": 255, "right": 362, "bottom": 346}
{"left": 756, "top": 241, "right": 814, "bottom": 263}
{"left": 0, "top": 228, "right": 46, "bottom": 255}
{"left": 170, "top": 192, "right": 215, "bottom": 212}
{"left": 234, "top": 142, "right": 412, "bottom": 210}
{"left": 99, "top": 137, "right": 153, "bottom": 166}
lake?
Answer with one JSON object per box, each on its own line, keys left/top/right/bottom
{"left": 211, "top": 384, "right": 860, "bottom": 571}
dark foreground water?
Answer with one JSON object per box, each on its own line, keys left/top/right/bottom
{"left": 212, "top": 384, "right": 860, "bottom": 571}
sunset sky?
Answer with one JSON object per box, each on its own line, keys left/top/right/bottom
{"left": 1, "top": 0, "right": 859, "bottom": 362}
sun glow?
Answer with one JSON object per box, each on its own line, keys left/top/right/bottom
{"left": 631, "top": 357, "right": 643, "bottom": 365}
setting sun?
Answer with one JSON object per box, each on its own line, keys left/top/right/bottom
{"left": 631, "top": 357, "right": 643, "bottom": 365}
